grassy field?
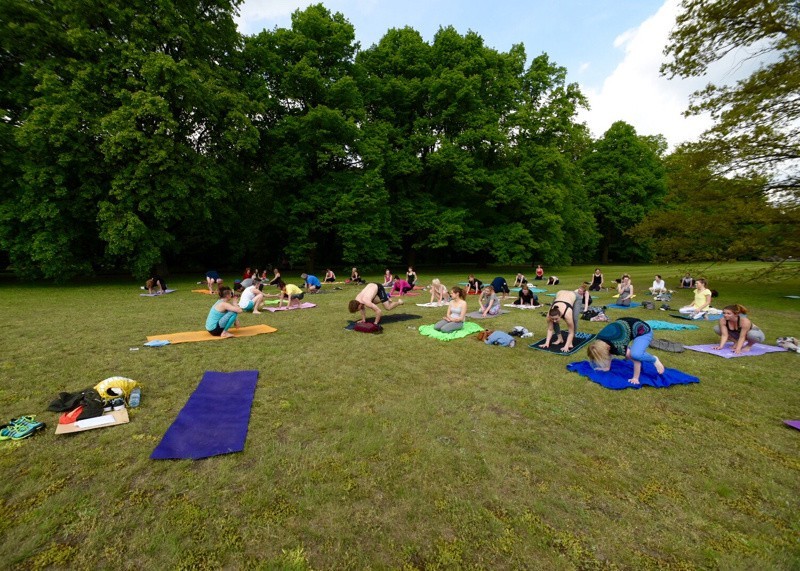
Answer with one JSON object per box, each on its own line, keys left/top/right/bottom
{"left": 0, "top": 262, "right": 798, "bottom": 570}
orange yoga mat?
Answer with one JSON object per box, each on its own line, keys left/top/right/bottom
{"left": 146, "top": 324, "right": 277, "bottom": 344}
{"left": 192, "top": 289, "right": 215, "bottom": 294}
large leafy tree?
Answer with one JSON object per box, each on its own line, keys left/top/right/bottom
{"left": 0, "top": 0, "right": 256, "bottom": 278}
{"left": 581, "top": 121, "right": 667, "bottom": 263}
{"left": 662, "top": 0, "right": 800, "bottom": 201}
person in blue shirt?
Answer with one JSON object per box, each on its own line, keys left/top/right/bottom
{"left": 205, "top": 286, "right": 242, "bottom": 338}
{"left": 490, "top": 276, "right": 510, "bottom": 298}
{"left": 301, "top": 273, "right": 322, "bottom": 292}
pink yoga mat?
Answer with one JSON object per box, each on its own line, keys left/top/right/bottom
{"left": 683, "top": 343, "right": 787, "bottom": 358}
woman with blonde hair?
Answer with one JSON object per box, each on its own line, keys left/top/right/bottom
{"left": 434, "top": 286, "right": 468, "bottom": 333}
{"left": 587, "top": 317, "right": 665, "bottom": 385}
{"left": 713, "top": 304, "right": 765, "bottom": 354}
{"left": 429, "top": 278, "right": 450, "bottom": 304}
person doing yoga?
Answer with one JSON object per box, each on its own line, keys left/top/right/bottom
{"left": 429, "top": 279, "right": 450, "bottom": 304}
{"left": 479, "top": 285, "right": 501, "bottom": 317}
{"left": 713, "top": 304, "right": 765, "bottom": 354}
{"left": 616, "top": 274, "right": 634, "bottom": 306}
{"left": 348, "top": 282, "right": 404, "bottom": 325}
{"left": 466, "top": 274, "right": 483, "bottom": 294}
{"left": 679, "top": 278, "right": 712, "bottom": 318}
{"left": 587, "top": 317, "right": 666, "bottom": 385}
{"left": 589, "top": 268, "right": 604, "bottom": 291}
{"left": 542, "top": 289, "right": 583, "bottom": 352}
{"left": 513, "top": 283, "right": 539, "bottom": 306}
{"left": 434, "top": 286, "right": 468, "bottom": 333}
{"left": 205, "top": 286, "right": 242, "bottom": 338}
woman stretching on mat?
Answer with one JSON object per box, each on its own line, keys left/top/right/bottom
{"left": 713, "top": 304, "right": 765, "bottom": 354}
{"left": 205, "top": 286, "right": 242, "bottom": 338}
{"left": 542, "top": 289, "right": 583, "bottom": 353}
{"left": 616, "top": 274, "right": 634, "bottom": 306}
{"left": 324, "top": 269, "right": 336, "bottom": 283}
{"left": 429, "top": 279, "right": 450, "bottom": 304}
{"left": 348, "top": 282, "right": 404, "bottom": 325}
{"left": 513, "top": 283, "right": 539, "bottom": 307}
{"left": 513, "top": 273, "right": 527, "bottom": 287}
{"left": 391, "top": 275, "right": 413, "bottom": 296}
{"left": 434, "top": 286, "right": 467, "bottom": 333}
{"left": 679, "top": 278, "right": 712, "bottom": 317}
{"left": 587, "top": 317, "right": 665, "bottom": 385}
{"left": 479, "top": 285, "right": 501, "bottom": 317}
{"left": 589, "top": 268, "right": 604, "bottom": 291}
{"left": 466, "top": 274, "right": 483, "bottom": 294}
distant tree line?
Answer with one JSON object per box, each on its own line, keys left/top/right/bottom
{"left": 1, "top": 1, "right": 796, "bottom": 279}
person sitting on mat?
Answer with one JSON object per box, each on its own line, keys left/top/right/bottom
{"left": 278, "top": 280, "right": 304, "bottom": 308}
{"left": 145, "top": 274, "right": 167, "bottom": 294}
{"left": 491, "top": 276, "right": 510, "bottom": 298}
{"left": 587, "top": 317, "right": 666, "bottom": 385}
{"left": 649, "top": 274, "right": 667, "bottom": 295}
{"left": 382, "top": 269, "right": 394, "bottom": 288}
{"left": 429, "top": 279, "right": 451, "bottom": 304}
{"left": 205, "top": 270, "right": 223, "bottom": 294}
{"left": 350, "top": 267, "right": 365, "bottom": 285}
{"left": 238, "top": 279, "right": 264, "bottom": 314}
{"left": 513, "top": 283, "right": 539, "bottom": 306}
{"left": 479, "top": 285, "right": 501, "bottom": 317}
{"left": 242, "top": 267, "right": 253, "bottom": 280}
{"left": 324, "top": 269, "right": 336, "bottom": 283}
{"left": 466, "top": 274, "right": 483, "bottom": 294}
{"left": 205, "top": 286, "right": 242, "bottom": 338}
{"left": 301, "top": 273, "right": 321, "bottom": 293}
{"left": 348, "top": 282, "right": 404, "bottom": 325}
{"left": 575, "top": 282, "right": 591, "bottom": 309}
{"left": 268, "top": 268, "right": 282, "bottom": 287}
{"left": 391, "top": 275, "right": 413, "bottom": 296}
{"left": 679, "top": 278, "right": 712, "bottom": 317}
{"left": 513, "top": 273, "right": 527, "bottom": 287}
{"left": 406, "top": 266, "right": 418, "bottom": 287}
{"left": 616, "top": 274, "right": 634, "bottom": 306}
{"left": 680, "top": 272, "right": 694, "bottom": 288}
{"left": 535, "top": 265, "right": 544, "bottom": 280}
{"left": 589, "top": 268, "right": 604, "bottom": 291}
{"left": 542, "top": 289, "right": 583, "bottom": 352}
{"left": 434, "top": 286, "right": 468, "bottom": 333}
{"left": 713, "top": 304, "right": 765, "bottom": 354}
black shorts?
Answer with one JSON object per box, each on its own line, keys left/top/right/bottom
{"left": 374, "top": 284, "right": 389, "bottom": 303}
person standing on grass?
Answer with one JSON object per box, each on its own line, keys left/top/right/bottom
{"left": 238, "top": 279, "right": 264, "bottom": 314}
{"left": 542, "top": 289, "right": 583, "bottom": 352}
{"left": 434, "top": 286, "right": 468, "bottom": 333}
{"left": 587, "top": 317, "right": 665, "bottom": 385}
{"left": 278, "top": 280, "right": 304, "bottom": 308}
{"left": 348, "top": 282, "right": 404, "bottom": 325}
{"left": 713, "top": 304, "right": 765, "bottom": 354}
{"left": 205, "top": 286, "right": 242, "bottom": 338}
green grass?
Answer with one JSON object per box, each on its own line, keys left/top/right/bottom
{"left": 0, "top": 263, "right": 798, "bottom": 569}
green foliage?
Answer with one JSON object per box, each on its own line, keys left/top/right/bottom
{"left": 662, "top": 0, "right": 800, "bottom": 199}
{"left": 581, "top": 121, "right": 667, "bottom": 263}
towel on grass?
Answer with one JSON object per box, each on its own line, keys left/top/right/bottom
{"left": 566, "top": 360, "right": 700, "bottom": 390}
{"left": 784, "top": 295, "right": 800, "bottom": 299}
{"left": 645, "top": 320, "right": 699, "bottom": 331}
{"left": 418, "top": 321, "right": 484, "bottom": 341}
{"left": 669, "top": 313, "right": 719, "bottom": 321}
{"left": 191, "top": 289, "right": 216, "bottom": 294}
{"left": 683, "top": 343, "right": 788, "bottom": 358}
{"left": 140, "top": 289, "right": 177, "bottom": 297}
{"left": 529, "top": 331, "right": 595, "bottom": 355}
{"left": 606, "top": 302, "right": 641, "bottom": 309}
{"left": 146, "top": 324, "right": 277, "bottom": 344}
{"left": 466, "top": 310, "right": 510, "bottom": 319}
{"left": 503, "top": 303, "right": 543, "bottom": 309}
{"left": 344, "top": 313, "right": 422, "bottom": 330}
{"left": 416, "top": 301, "right": 449, "bottom": 307}
{"left": 151, "top": 370, "right": 258, "bottom": 460}
{"left": 265, "top": 302, "right": 317, "bottom": 312}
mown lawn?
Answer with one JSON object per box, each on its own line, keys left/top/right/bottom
{"left": 0, "top": 262, "right": 798, "bottom": 569}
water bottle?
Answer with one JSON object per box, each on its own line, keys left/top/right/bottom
{"left": 128, "top": 387, "right": 141, "bottom": 408}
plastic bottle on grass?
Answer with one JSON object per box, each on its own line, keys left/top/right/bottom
{"left": 128, "top": 387, "right": 141, "bottom": 408}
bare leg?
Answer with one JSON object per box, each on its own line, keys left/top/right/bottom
{"left": 629, "top": 360, "right": 642, "bottom": 384}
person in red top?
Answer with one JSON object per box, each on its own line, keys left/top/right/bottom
{"left": 535, "top": 265, "right": 544, "bottom": 280}
{"left": 242, "top": 267, "right": 253, "bottom": 280}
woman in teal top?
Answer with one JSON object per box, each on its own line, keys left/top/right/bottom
{"left": 205, "top": 286, "right": 242, "bottom": 338}
{"left": 587, "top": 317, "right": 665, "bottom": 385}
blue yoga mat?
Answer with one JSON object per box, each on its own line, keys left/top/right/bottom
{"left": 151, "top": 370, "right": 259, "bottom": 460}
{"left": 566, "top": 360, "right": 699, "bottom": 390}
{"left": 645, "top": 320, "right": 699, "bottom": 331}
{"left": 606, "top": 302, "right": 641, "bottom": 309}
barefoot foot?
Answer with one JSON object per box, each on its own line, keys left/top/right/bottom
{"left": 654, "top": 358, "right": 665, "bottom": 375}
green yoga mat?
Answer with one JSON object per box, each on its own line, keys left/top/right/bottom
{"left": 418, "top": 321, "right": 484, "bottom": 341}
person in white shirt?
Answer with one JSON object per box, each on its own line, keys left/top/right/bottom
{"left": 649, "top": 274, "right": 667, "bottom": 295}
{"left": 238, "top": 279, "right": 265, "bottom": 314}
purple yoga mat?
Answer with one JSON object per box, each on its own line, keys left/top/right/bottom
{"left": 151, "top": 370, "right": 259, "bottom": 460}
{"left": 265, "top": 303, "right": 317, "bottom": 312}
{"left": 683, "top": 343, "right": 788, "bottom": 358}
{"left": 784, "top": 420, "right": 800, "bottom": 431}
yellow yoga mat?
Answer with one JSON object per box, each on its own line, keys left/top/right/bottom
{"left": 146, "top": 324, "right": 277, "bottom": 344}
{"left": 192, "top": 289, "right": 215, "bottom": 294}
